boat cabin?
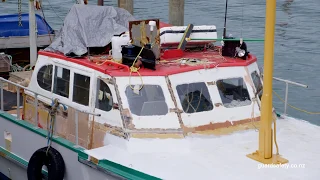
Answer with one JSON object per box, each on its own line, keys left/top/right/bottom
{"left": 22, "top": 19, "right": 264, "bottom": 149}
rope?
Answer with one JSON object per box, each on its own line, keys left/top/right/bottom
{"left": 129, "top": 46, "right": 144, "bottom": 91}
{"left": 39, "top": 0, "right": 53, "bottom": 43}
{"left": 272, "top": 112, "right": 279, "bottom": 155}
{"left": 45, "top": 0, "right": 64, "bottom": 22}
{"left": 250, "top": 98, "right": 259, "bottom": 131}
{"left": 187, "top": 38, "right": 264, "bottom": 42}
{"left": 46, "top": 98, "right": 59, "bottom": 155}
{"left": 273, "top": 90, "right": 320, "bottom": 115}
{"left": 18, "top": 0, "right": 22, "bottom": 27}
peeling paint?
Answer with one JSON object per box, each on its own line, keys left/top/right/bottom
{"left": 165, "top": 76, "right": 185, "bottom": 134}
{"left": 182, "top": 116, "right": 260, "bottom": 134}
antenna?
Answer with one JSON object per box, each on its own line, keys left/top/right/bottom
{"left": 223, "top": 0, "right": 228, "bottom": 38}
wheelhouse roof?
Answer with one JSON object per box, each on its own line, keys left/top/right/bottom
{"left": 37, "top": 21, "right": 257, "bottom": 77}
{"left": 38, "top": 50, "right": 257, "bottom": 77}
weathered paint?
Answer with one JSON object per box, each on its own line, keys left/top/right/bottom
{"left": 116, "top": 76, "right": 181, "bottom": 129}
{"left": 0, "top": 113, "right": 161, "bottom": 180}
{"left": 22, "top": 50, "right": 263, "bottom": 147}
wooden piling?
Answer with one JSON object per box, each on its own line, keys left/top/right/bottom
{"left": 98, "top": 0, "right": 104, "bottom": 6}
{"left": 169, "top": 0, "right": 184, "bottom": 26}
{"left": 118, "top": 0, "right": 134, "bottom": 15}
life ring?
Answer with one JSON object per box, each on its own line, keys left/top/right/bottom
{"left": 27, "top": 147, "right": 65, "bottom": 180}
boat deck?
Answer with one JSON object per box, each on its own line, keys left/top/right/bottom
{"left": 38, "top": 49, "right": 257, "bottom": 77}
{"left": 85, "top": 116, "right": 320, "bottom": 180}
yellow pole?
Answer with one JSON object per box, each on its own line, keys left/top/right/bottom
{"left": 247, "top": 0, "right": 288, "bottom": 164}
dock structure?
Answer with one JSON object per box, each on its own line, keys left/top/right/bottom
{"left": 118, "top": 0, "right": 134, "bottom": 15}
{"left": 169, "top": 0, "right": 185, "bottom": 26}
{"left": 97, "top": 0, "right": 103, "bottom": 6}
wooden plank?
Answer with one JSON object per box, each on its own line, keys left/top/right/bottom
{"left": 178, "top": 24, "right": 194, "bottom": 50}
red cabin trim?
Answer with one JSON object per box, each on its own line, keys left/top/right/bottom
{"left": 38, "top": 51, "right": 257, "bottom": 77}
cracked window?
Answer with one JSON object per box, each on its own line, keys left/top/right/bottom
{"left": 125, "top": 85, "right": 168, "bottom": 116}
{"left": 96, "top": 79, "right": 113, "bottom": 112}
{"left": 251, "top": 71, "right": 263, "bottom": 100}
{"left": 176, "top": 82, "right": 213, "bottom": 113}
{"left": 217, "top": 78, "right": 251, "bottom": 108}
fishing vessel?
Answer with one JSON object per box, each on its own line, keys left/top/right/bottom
{"left": 0, "top": 1, "right": 319, "bottom": 180}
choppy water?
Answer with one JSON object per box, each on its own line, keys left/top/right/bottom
{"left": 1, "top": 0, "right": 319, "bottom": 125}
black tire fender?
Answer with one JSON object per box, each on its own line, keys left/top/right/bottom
{"left": 27, "top": 147, "right": 65, "bottom": 180}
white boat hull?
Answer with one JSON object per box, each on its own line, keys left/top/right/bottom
{"left": 0, "top": 34, "right": 54, "bottom": 49}
{"left": 0, "top": 113, "right": 145, "bottom": 180}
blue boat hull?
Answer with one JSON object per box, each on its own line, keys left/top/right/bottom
{"left": 0, "top": 13, "right": 54, "bottom": 38}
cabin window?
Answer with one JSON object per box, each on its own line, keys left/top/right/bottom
{"left": 53, "top": 66, "right": 70, "bottom": 98}
{"left": 73, "top": 73, "right": 90, "bottom": 106}
{"left": 125, "top": 85, "right": 168, "bottom": 116}
{"left": 176, "top": 82, "right": 213, "bottom": 113}
{"left": 251, "top": 71, "right": 263, "bottom": 100}
{"left": 96, "top": 79, "right": 113, "bottom": 112}
{"left": 217, "top": 78, "right": 251, "bottom": 108}
{"left": 37, "top": 64, "right": 53, "bottom": 91}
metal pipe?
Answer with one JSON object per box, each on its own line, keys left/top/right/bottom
{"left": 0, "top": 80, "right": 3, "bottom": 111}
{"left": 75, "top": 110, "right": 79, "bottom": 145}
{"left": 17, "top": 87, "right": 20, "bottom": 120}
{"left": 0, "top": 77, "right": 100, "bottom": 116}
{"left": 273, "top": 77, "right": 308, "bottom": 88}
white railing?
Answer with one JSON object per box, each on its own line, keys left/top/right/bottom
{"left": 272, "top": 76, "right": 308, "bottom": 115}
{"left": 0, "top": 77, "right": 101, "bottom": 146}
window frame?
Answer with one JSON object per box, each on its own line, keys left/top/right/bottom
{"left": 125, "top": 84, "right": 169, "bottom": 116}
{"left": 71, "top": 70, "right": 92, "bottom": 106}
{"left": 95, "top": 78, "right": 113, "bottom": 112}
{"left": 216, "top": 77, "right": 253, "bottom": 108}
{"left": 251, "top": 71, "right": 263, "bottom": 99}
{"left": 36, "top": 64, "right": 54, "bottom": 92}
{"left": 52, "top": 65, "right": 71, "bottom": 98}
{"left": 175, "top": 82, "right": 214, "bottom": 114}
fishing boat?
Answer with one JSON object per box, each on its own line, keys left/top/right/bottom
{"left": 0, "top": 1, "right": 319, "bottom": 180}
{"left": 0, "top": 13, "right": 55, "bottom": 65}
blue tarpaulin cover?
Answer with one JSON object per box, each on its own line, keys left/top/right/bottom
{"left": 0, "top": 13, "right": 54, "bottom": 37}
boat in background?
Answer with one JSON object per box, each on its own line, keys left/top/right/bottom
{"left": 0, "top": 13, "right": 55, "bottom": 68}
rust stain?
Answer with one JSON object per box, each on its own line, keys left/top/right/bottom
{"left": 214, "top": 103, "right": 223, "bottom": 107}
{"left": 182, "top": 117, "right": 260, "bottom": 134}
{"left": 165, "top": 76, "right": 185, "bottom": 135}
{"left": 91, "top": 121, "right": 126, "bottom": 149}
{"left": 131, "top": 133, "right": 184, "bottom": 139}
{"left": 121, "top": 108, "right": 134, "bottom": 129}
{"left": 169, "top": 108, "right": 183, "bottom": 113}
{"left": 90, "top": 156, "right": 99, "bottom": 164}
{"left": 207, "top": 81, "right": 215, "bottom": 86}
{"left": 112, "top": 77, "right": 130, "bottom": 139}
{"left": 0, "top": 152, "right": 6, "bottom": 158}
{"left": 88, "top": 115, "right": 95, "bottom": 150}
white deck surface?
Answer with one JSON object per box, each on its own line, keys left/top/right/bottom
{"left": 86, "top": 116, "right": 320, "bottom": 180}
